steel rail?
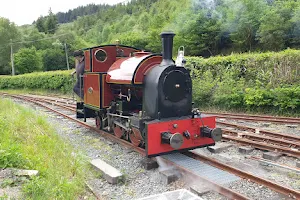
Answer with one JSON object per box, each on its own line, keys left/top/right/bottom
{"left": 34, "top": 98, "right": 76, "bottom": 111}
{"left": 20, "top": 96, "right": 77, "bottom": 112}
{"left": 2, "top": 94, "right": 250, "bottom": 200}
{"left": 223, "top": 129, "right": 300, "bottom": 150}
{"left": 24, "top": 93, "right": 75, "bottom": 102}
{"left": 204, "top": 112, "right": 300, "bottom": 122}
{"left": 204, "top": 113, "right": 300, "bottom": 124}
{"left": 222, "top": 135, "right": 300, "bottom": 158}
{"left": 217, "top": 121, "right": 300, "bottom": 142}
{"left": 0, "top": 92, "right": 77, "bottom": 106}
{"left": 19, "top": 94, "right": 77, "bottom": 109}
{"left": 35, "top": 99, "right": 76, "bottom": 111}
{"left": 22, "top": 94, "right": 77, "bottom": 106}
{"left": 85, "top": 181, "right": 103, "bottom": 200}
{"left": 4, "top": 94, "right": 299, "bottom": 199}
{"left": 9, "top": 94, "right": 146, "bottom": 156}
{"left": 183, "top": 152, "right": 300, "bottom": 199}
{"left": 249, "top": 156, "right": 300, "bottom": 173}
{"left": 44, "top": 94, "right": 75, "bottom": 101}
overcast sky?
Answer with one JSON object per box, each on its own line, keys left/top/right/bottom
{"left": 1, "top": 0, "right": 126, "bottom": 26}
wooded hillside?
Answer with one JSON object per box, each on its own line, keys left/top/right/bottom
{"left": 0, "top": 0, "right": 300, "bottom": 75}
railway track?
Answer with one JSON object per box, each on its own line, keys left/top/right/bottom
{"left": 35, "top": 94, "right": 300, "bottom": 158}
{"left": 204, "top": 112, "right": 300, "bottom": 124}
{"left": 3, "top": 94, "right": 300, "bottom": 159}
{"left": 1, "top": 93, "right": 300, "bottom": 199}
{"left": 218, "top": 121, "right": 300, "bottom": 142}
{"left": 25, "top": 96, "right": 76, "bottom": 111}
{"left": 1, "top": 93, "right": 248, "bottom": 199}
{"left": 6, "top": 93, "right": 300, "bottom": 125}
{"left": 217, "top": 121, "right": 300, "bottom": 158}
{"left": 21, "top": 94, "right": 76, "bottom": 106}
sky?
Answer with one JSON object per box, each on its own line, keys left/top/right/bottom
{"left": 0, "top": 0, "right": 127, "bottom": 26}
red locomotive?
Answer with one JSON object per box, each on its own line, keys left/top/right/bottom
{"left": 76, "top": 32, "right": 222, "bottom": 157}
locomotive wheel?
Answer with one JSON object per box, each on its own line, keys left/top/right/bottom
{"left": 113, "top": 125, "right": 124, "bottom": 138}
{"left": 129, "top": 127, "right": 144, "bottom": 147}
{"left": 95, "top": 116, "right": 102, "bottom": 129}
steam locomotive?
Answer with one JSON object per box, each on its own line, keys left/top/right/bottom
{"left": 76, "top": 32, "right": 222, "bottom": 157}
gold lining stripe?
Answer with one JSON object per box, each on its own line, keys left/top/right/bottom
{"left": 85, "top": 104, "right": 100, "bottom": 109}
{"left": 107, "top": 80, "right": 132, "bottom": 84}
{"left": 101, "top": 74, "right": 111, "bottom": 108}
{"left": 102, "top": 74, "right": 105, "bottom": 108}
{"left": 133, "top": 56, "right": 162, "bottom": 84}
{"left": 84, "top": 74, "right": 101, "bottom": 108}
{"left": 98, "top": 74, "right": 100, "bottom": 108}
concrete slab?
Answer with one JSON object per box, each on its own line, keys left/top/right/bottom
{"left": 137, "top": 189, "right": 204, "bottom": 200}
{"left": 190, "top": 185, "right": 210, "bottom": 196}
{"left": 90, "top": 159, "right": 123, "bottom": 184}
{"left": 238, "top": 146, "right": 254, "bottom": 154}
{"left": 159, "top": 169, "right": 181, "bottom": 185}
{"left": 262, "top": 152, "right": 282, "bottom": 161}
{"left": 14, "top": 169, "right": 39, "bottom": 177}
{"left": 141, "top": 158, "right": 158, "bottom": 170}
{"left": 207, "top": 143, "right": 233, "bottom": 153}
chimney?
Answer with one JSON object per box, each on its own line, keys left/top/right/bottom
{"left": 160, "top": 31, "right": 175, "bottom": 66}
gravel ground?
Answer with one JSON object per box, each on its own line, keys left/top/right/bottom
{"left": 2, "top": 96, "right": 300, "bottom": 200}
{"left": 197, "top": 143, "right": 300, "bottom": 192}
{"left": 201, "top": 179, "right": 290, "bottom": 200}
{"left": 46, "top": 114, "right": 190, "bottom": 200}
{"left": 0, "top": 169, "right": 27, "bottom": 199}
{"left": 220, "top": 119, "right": 300, "bottom": 137}
{"left": 9, "top": 99, "right": 187, "bottom": 200}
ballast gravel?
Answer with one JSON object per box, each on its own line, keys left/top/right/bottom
{"left": 3, "top": 96, "right": 300, "bottom": 200}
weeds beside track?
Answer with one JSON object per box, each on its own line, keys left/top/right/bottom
{"left": 0, "top": 98, "right": 89, "bottom": 199}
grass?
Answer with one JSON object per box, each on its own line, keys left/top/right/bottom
{"left": 0, "top": 89, "right": 73, "bottom": 99}
{"left": 0, "top": 98, "right": 89, "bottom": 199}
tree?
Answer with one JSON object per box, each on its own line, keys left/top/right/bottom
{"left": 36, "top": 16, "right": 46, "bottom": 33}
{"left": 24, "top": 29, "right": 53, "bottom": 50}
{"left": 224, "top": 0, "right": 267, "bottom": 51}
{"left": 257, "top": 9, "right": 286, "bottom": 51}
{"left": 14, "top": 47, "right": 42, "bottom": 74}
{"left": 118, "top": 31, "right": 148, "bottom": 50}
{"left": 0, "top": 17, "right": 21, "bottom": 75}
{"left": 42, "top": 48, "right": 66, "bottom": 71}
{"left": 46, "top": 8, "right": 58, "bottom": 34}
{"left": 181, "top": 11, "right": 222, "bottom": 56}
{"left": 101, "top": 25, "right": 112, "bottom": 43}
{"left": 290, "top": 6, "right": 300, "bottom": 46}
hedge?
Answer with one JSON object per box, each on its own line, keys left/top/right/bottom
{"left": 0, "top": 70, "right": 74, "bottom": 93}
{"left": 0, "top": 49, "right": 299, "bottom": 114}
{"left": 186, "top": 49, "right": 300, "bottom": 87}
{"left": 189, "top": 49, "right": 300, "bottom": 113}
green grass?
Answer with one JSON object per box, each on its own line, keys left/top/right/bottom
{"left": 0, "top": 98, "right": 89, "bottom": 199}
{"left": 0, "top": 89, "right": 73, "bottom": 99}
